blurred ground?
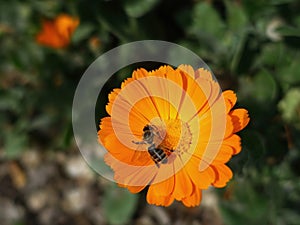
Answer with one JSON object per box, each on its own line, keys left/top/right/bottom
{"left": 0, "top": 145, "right": 223, "bottom": 225}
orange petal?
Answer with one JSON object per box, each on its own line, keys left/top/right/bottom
{"left": 212, "top": 144, "right": 234, "bottom": 163}
{"left": 101, "top": 131, "right": 151, "bottom": 166}
{"left": 211, "top": 164, "right": 233, "bottom": 188}
{"left": 132, "top": 68, "right": 149, "bottom": 79}
{"left": 119, "top": 184, "right": 146, "bottom": 194}
{"left": 195, "top": 68, "right": 215, "bottom": 81}
{"left": 189, "top": 106, "right": 229, "bottom": 164}
{"left": 147, "top": 185, "right": 175, "bottom": 206}
{"left": 192, "top": 79, "right": 221, "bottom": 121}
{"left": 36, "top": 14, "right": 78, "bottom": 48}
{"left": 152, "top": 65, "right": 176, "bottom": 78}
{"left": 161, "top": 66, "right": 186, "bottom": 119}
{"left": 150, "top": 163, "right": 175, "bottom": 196}
{"left": 55, "top": 14, "right": 79, "bottom": 41}
{"left": 177, "top": 64, "right": 195, "bottom": 79}
{"left": 98, "top": 117, "right": 113, "bottom": 140}
{"left": 105, "top": 153, "right": 156, "bottom": 187}
{"left": 106, "top": 88, "right": 121, "bottom": 114}
{"left": 225, "top": 115, "right": 235, "bottom": 138}
{"left": 223, "top": 134, "right": 242, "bottom": 155}
{"left": 223, "top": 90, "right": 237, "bottom": 113}
{"left": 98, "top": 115, "right": 146, "bottom": 154}
{"left": 173, "top": 160, "right": 193, "bottom": 200}
{"left": 111, "top": 79, "right": 160, "bottom": 124}
{"left": 229, "top": 109, "right": 250, "bottom": 133}
{"left": 134, "top": 78, "right": 172, "bottom": 120}
{"left": 185, "top": 155, "right": 215, "bottom": 189}
{"left": 150, "top": 177, "right": 174, "bottom": 197}
{"left": 182, "top": 187, "right": 202, "bottom": 207}
{"left": 106, "top": 79, "right": 134, "bottom": 122}
{"left": 99, "top": 116, "right": 141, "bottom": 139}
{"left": 36, "top": 21, "right": 65, "bottom": 48}
{"left": 179, "top": 76, "right": 212, "bottom": 121}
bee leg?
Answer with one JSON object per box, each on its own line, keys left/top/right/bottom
{"left": 155, "top": 162, "right": 160, "bottom": 168}
{"left": 132, "top": 140, "right": 144, "bottom": 145}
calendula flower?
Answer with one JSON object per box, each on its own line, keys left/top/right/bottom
{"left": 98, "top": 65, "right": 249, "bottom": 207}
{"left": 36, "top": 14, "right": 79, "bottom": 49}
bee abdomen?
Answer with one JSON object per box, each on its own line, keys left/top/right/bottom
{"left": 148, "top": 145, "right": 167, "bottom": 164}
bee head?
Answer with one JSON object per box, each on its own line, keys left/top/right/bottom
{"left": 143, "top": 125, "right": 154, "bottom": 143}
{"left": 143, "top": 125, "right": 153, "bottom": 132}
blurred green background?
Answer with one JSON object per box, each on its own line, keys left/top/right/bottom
{"left": 1, "top": 0, "right": 300, "bottom": 225}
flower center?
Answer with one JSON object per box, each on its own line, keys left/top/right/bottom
{"left": 150, "top": 118, "right": 192, "bottom": 155}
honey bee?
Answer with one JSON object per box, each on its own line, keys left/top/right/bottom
{"left": 132, "top": 125, "right": 173, "bottom": 167}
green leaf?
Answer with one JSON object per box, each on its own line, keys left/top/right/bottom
{"left": 258, "top": 43, "right": 283, "bottom": 67}
{"left": 231, "top": 31, "right": 264, "bottom": 74}
{"left": 278, "top": 88, "right": 300, "bottom": 128}
{"left": 97, "top": 3, "right": 131, "bottom": 42}
{"left": 225, "top": 0, "right": 248, "bottom": 32}
{"left": 252, "top": 70, "right": 277, "bottom": 104}
{"left": 276, "top": 51, "right": 300, "bottom": 87}
{"left": 189, "top": 2, "right": 225, "bottom": 38}
{"left": 242, "top": 0, "right": 274, "bottom": 19}
{"left": 277, "top": 26, "right": 300, "bottom": 37}
{"left": 281, "top": 209, "right": 300, "bottom": 225}
{"left": 102, "top": 183, "right": 138, "bottom": 225}
{"left": 72, "top": 23, "right": 94, "bottom": 44}
{"left": 4, "top": 132, "right": 28, "bottom": 159}
{"left": 123, "top": 0, "right": 159, "bottom": 18}
{"left": 0, "top": 88, "right": 25, "bottom": 113}
{"left": 221, "top": 179, "right": 269, "bottom": 225}
{"left": 238, "top": 69, "right": 277, "bottom": 105}
{"left": 270, "top": 0, "right": 295, "bottom": 4}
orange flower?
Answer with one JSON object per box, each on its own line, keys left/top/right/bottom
{"left": 98, "top": 65, "right": 250, "bottom": 207}
{"left": 36, "top": 14, "right": 79, "bottom": 49}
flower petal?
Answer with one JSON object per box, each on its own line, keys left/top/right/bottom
{"left": 223, "top": 134, "right": 242, "bottom": 155}
{"left": 182, "top": 186, "right": 202, "bottom": 207}
{"left": 55, "top": 14, "right": 79, "bottom": 40}
{"left": 151, "top": 176, "right": 175, "bottom": 196}
{"left": 230, "top": 109, "right": 250, "bottom": 133}
{"left": 98, "top": 64, "right": 250, "bottom": 207}
{"left": 105, "top": 153, "right": 156, "bottom": 187}
{"left": 223, "top": 90, "right": 237, "bottom": 113}
{"left": 212, "top": 144, "right": 234, "bottom": 163}
{"left": 150, "top": 163, "right": 175, "bottom": 196}
{"left": 147, "top": 185, "right": 175, "bottom": 206}
{"left": 211, "top": 164, "right": 233, "bottom": 188}
{"left": 100, "top": 131, "right": 151, "bottom": 166}
{"left": 132, "top": 68, "right": 149, "bottom": 79}
{"left": 185, "top": 155, "right": 215, "bottom": 189}
{"left": 195, "top": 68, "right": 215, "bottom": 81}
{"left": 119, "top": 184, "right": 146, "bottom": 194}
{"left": 36, "top": 14, "right": 78, "bottom": 48}
{"left": 173, "top": 159, "right": 193, "bottom": 200}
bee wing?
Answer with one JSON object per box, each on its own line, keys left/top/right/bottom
{"left": 152, "top": 125, "right": 165, "bottom": 143}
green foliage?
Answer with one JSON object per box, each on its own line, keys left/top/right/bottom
{"left": 1, "top": 0, "right": 300, "bottom": 224}
{"left": 102, "top": 183, "right": 138, "bottom": 225}
{"left": 123, "top": 0, "right": 160, "bottom": 18}
{"left": 278, "top": 88, "right": 300, "bottom": 128}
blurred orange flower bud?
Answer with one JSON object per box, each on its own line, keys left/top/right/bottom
{"left": 36, "top": 14, "right": 79, "bottom": 49}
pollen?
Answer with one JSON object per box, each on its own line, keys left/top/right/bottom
{"left": 151, "top": 119, "right": 192, "bottom": 155}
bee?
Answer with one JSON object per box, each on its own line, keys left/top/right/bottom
{"left": 132, "top": 125, "right": 173, "bottom": 167}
